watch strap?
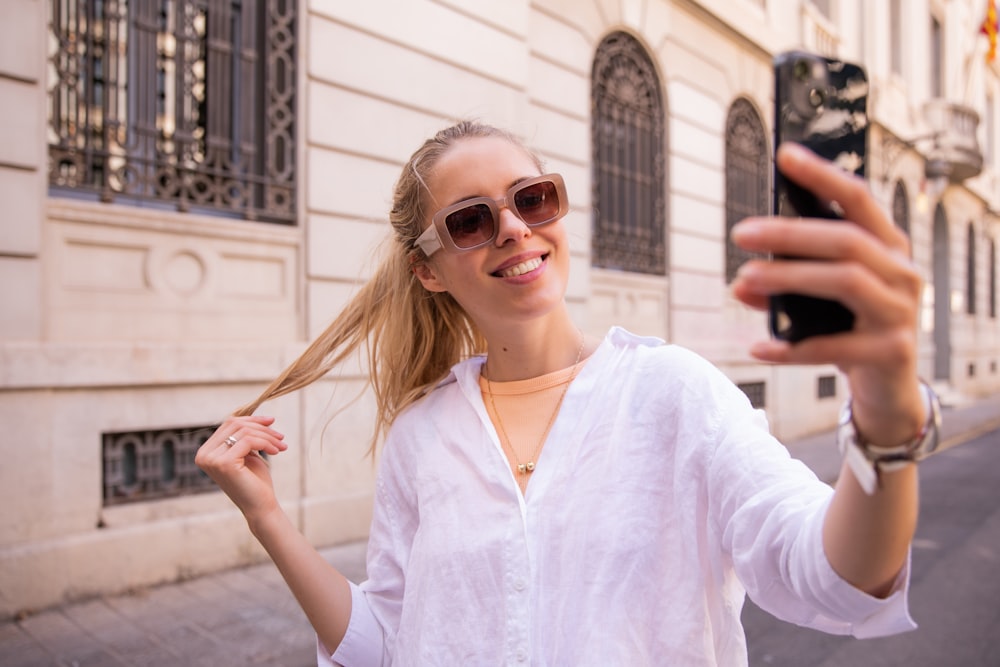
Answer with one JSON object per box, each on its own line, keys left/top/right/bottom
{"left": 837, "top": 381, "right": 941, "bottom": 495}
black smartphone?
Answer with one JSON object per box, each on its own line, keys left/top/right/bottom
{"left": 769, "top": 51, "right": 869, "bottom": 342}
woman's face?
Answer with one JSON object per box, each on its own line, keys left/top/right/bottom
{"left": 414, "top": 136, "right": 571, "bottom": 332}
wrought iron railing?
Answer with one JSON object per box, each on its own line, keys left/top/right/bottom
{"left": 47, "top": 0, "right": 296, "bottom": 223}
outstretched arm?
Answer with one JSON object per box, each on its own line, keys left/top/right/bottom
{"left": 196, "top": 416, "right": 354, "bottom": 650}
{"left": 730, "top": 143, "right": 926, "bottom": 597}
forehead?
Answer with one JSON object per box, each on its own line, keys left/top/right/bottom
{"left": 428, "top": 136, "right": 539, "bottom": 204}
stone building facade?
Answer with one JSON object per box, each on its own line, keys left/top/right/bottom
{"left": 1, "top": 0, "right": 997, "bottom": 617}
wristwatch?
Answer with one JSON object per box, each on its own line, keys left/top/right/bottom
{"left": 837, "top": 381, "right": 942, "bottom": 495}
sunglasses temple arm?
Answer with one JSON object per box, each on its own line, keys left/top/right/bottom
{"left": 415, "top": 224, "right": 443, "bottom": 256}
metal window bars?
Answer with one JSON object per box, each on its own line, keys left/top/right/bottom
{"left": 47, "top": 0, "right": 296, "bottom": 223}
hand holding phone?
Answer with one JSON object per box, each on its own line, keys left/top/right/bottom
{"left": 769, "top": 51, "right": 869, "bottom": 342}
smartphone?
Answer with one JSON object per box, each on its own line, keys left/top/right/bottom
{"left": 769, "top": 51, "right": 869, "bottom": 342}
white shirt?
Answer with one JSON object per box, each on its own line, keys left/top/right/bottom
{"left": 323, "top": 327, "right": 915, "bottom": 666}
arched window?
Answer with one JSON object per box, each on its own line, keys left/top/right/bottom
{"left": 892, "top": 181, "right": 910, "bottom": 236}
{"left": 724, "top": 98, "right": 769, "bottom": 283}
{"left": 967, "top": 222, "right": 977, "bottom": 315}
{"left": 591, "top": 32, "right": 666, "bottom": 274}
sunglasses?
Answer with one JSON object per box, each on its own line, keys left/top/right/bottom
{"left": 415, "top": 173, "right": 569, "bottom": 256}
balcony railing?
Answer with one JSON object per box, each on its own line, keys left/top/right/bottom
{"left": 923, "top": 100, "right": 984, "bottom": 183}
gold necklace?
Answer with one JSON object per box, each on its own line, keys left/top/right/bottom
{"left": 485, "top": 332, "right": 586, "bottom": 478}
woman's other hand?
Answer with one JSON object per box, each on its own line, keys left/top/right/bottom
{"left": 195, "top": 415, "right": 288, "bottom": 523}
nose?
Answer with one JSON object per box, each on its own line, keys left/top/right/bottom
{"left": 494, "top": 205, "right": 531, "bottom": 246}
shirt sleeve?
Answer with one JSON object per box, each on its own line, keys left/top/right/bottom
{"left": 321, "top": 423, "right": 416, "bottom": 665}
{"left": 707, "top": 379, "right": 916, "bottom": 638}
{"left": 318, "top": 582, "right": 387, "bottom": 667}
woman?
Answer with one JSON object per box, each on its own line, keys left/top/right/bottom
{"left": 196, "top": 121, "right": 932, "bottom": 665}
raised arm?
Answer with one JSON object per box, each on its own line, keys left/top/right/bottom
{"left": 730, "top": 143, "right": 928, "bottom": 597}
{"left": 195, "top": 416, "right": 354, "bottom": 650}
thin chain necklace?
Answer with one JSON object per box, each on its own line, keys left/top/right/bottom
{"left": 484, "top": 331, "right": 586, "bottom": 479}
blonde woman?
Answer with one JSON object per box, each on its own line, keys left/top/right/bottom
{"left": 197, "top": 121, "right": 934, "bottom": 665}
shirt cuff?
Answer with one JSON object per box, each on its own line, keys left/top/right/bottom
{"left": 815, "top": 548, "right": 918, "bottom": 638}
{"left": 316, "top": 581, "right": 386, "bottom": 667}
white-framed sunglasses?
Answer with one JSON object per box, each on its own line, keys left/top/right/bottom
{"left": 415, "top": 173, "right": 569, "bottom": 256}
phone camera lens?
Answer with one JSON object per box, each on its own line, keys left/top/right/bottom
{"left": 793, "top": 59, "right": 810, "bottom": 80}
{"left": 809, "top": 88, "right": 825, "bottom": 107}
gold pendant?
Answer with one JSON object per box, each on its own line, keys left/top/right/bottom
{"left": 517, "top": 463, "right": 527, "bottom": 474}
{"left": 525, "top": 461, "right": 535, "bottom": 472}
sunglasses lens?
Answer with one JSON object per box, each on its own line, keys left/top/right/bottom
{"left": 514, "top": 181, "right": 560, "bottom": 224}
{"left": 445, "top": 203, "right": 495, "bottom": 248}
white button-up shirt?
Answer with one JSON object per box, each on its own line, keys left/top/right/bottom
{"left": 323, "top": 327, "right": 914, "bottom": 666}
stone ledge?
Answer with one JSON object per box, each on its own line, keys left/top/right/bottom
{"left": 0, "top": 341, "right": 306, "bottom": 390}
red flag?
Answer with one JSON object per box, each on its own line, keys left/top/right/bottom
{"left": 982, "top": 0, "right": 998, "bottom": 62}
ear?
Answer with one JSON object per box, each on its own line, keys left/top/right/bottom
{"left": 412, "top": 257, "right": 449, "bottom": 293}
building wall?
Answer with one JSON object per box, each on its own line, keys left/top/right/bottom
{"left": 1, "top": 0, "right": 998, "bottom": 617}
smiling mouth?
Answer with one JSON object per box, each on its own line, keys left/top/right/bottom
{"left": 494, "top": 255, "right": 546, "bottom": 278}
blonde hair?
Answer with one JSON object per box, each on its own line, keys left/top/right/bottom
{"left": 234, "top": 121, "right": 544, "bottom": 451}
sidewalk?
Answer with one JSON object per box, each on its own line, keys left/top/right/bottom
{"left": 3, "top": 392, "right": 1000, "bottom": 667}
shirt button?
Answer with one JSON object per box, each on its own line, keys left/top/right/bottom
{"left": 516, "top": 648, "right": 527, "bottom": 662}
{"left": 513, "top": 578, "right": 526, "bottom": 591}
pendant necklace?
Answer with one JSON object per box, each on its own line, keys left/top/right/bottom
{"left": 485, "top": 331, "right": 586, "bottom": 478}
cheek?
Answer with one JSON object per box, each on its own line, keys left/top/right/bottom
{"left": 430, "top": 256, "right": 483, "bottom": 294}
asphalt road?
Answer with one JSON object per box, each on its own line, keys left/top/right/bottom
{"left": 742, "top": 427, "right": 1000, "bottom": 667}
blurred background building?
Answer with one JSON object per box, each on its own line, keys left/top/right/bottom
{"left": 1, "top": 0, "right": 997, "bottom": 617}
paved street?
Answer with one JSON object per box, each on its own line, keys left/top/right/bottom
{"left": 743, "top": 418, "right": 1000, "bottom": 666}
{"left": 1, "top": 394, "right": 999, "bottom": 666}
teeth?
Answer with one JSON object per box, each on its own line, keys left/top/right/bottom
{"left": 499, "top": 257, "right": 543, "bottom": 277}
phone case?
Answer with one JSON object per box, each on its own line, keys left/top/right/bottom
{"left": 769, "top": 51, "right": 869, "bottom": 342}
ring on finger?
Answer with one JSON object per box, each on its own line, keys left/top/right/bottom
{"left": 223, "top": 435, "right": 239, "bottom": 447}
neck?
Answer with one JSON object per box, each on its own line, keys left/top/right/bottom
{"left": 482, "top": 315, "right": 587, "bottom": 382}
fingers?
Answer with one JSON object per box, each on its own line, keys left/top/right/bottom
{"left": 733, "top": 257, "right": 919, "bottom": 330}
{"left": 748, "top": 327, "right": 917, "bottom": 368}
{"left": 196, "top": 415, "right": 287, "bottom": 469}
{"left": 728, "top": 145, "right": 924, "bottom": 383}
{"left": 773, "top": 143, "right": 910, "bottom": 254}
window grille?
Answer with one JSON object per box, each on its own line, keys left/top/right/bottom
{"left": 967, "top": 223, "right": 977, "bottom": 315}
{"left": 737, "top": 381, "right": 766, "bottom": 409}
{"left": 102, "top": 424, "right": 221, "bottom": 505}
{"left": 725, "top": 98, "right": 769, "bottom": 283}
{"left": 47, "top": 0, "right": 296, "bottom": 223}
{"left": 892, "top": 181, "right": 910, "bottom": 237}
{"left": 591, "top": 32, "right": 666, "bottom": 275}
{"left": 817, "top": 374, "right": 837, "bottom": 399}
